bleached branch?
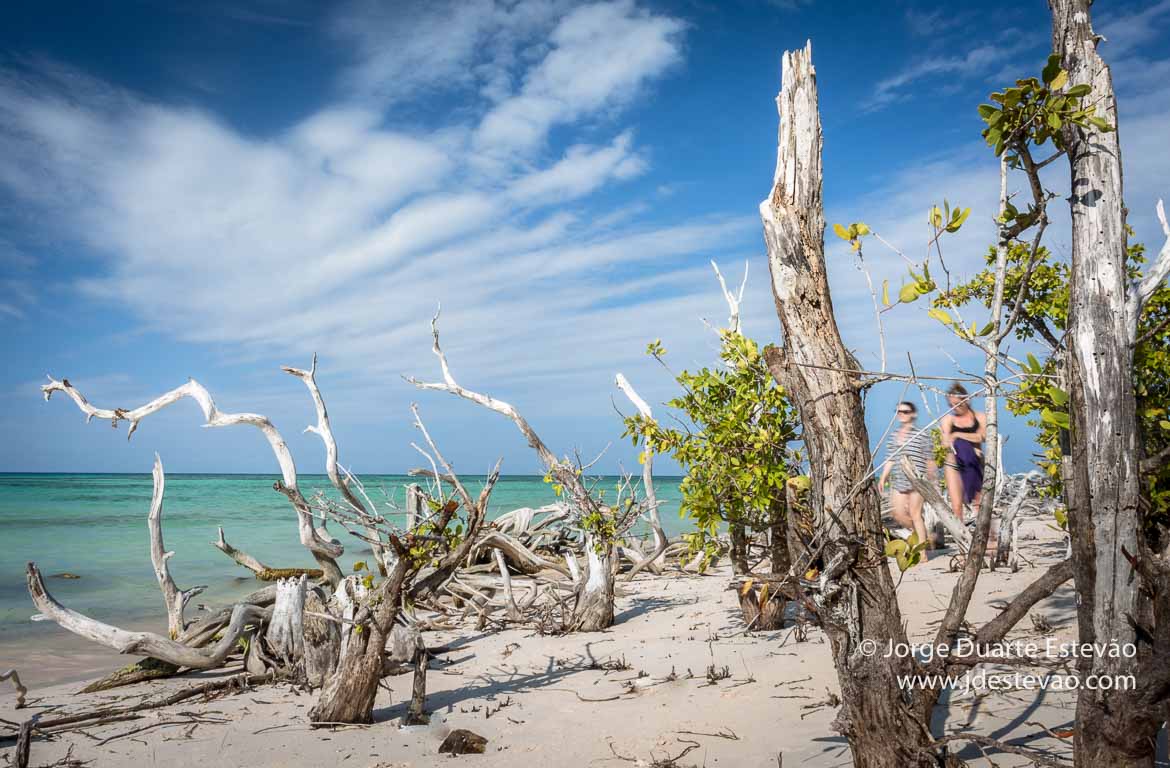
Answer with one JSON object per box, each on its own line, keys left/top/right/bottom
{"left": 1129, "top": 199, "right": 1170, "bottom": 334}
{"left": 284, "top": 355, "right": 387, "bottom": 571}
{"left": 27, "top": 563, "right": 263, "bottom": 669}
{"left": 147, "top": 455, "right": 206, "bottom": 638}
{"left": 614, "top": 373, "right": 667, "bottom": 576}
{"left": 41, "top": 373, "right": 344, "bottom": 583}
{"left": 710, "top": 259, "right": 748, "bottom": 334}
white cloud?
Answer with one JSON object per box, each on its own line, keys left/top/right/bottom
{"left": 509, "top": 131, "right": 646, "bottom": 203}
{"left": 474, "top": 0, "right": 685, "bottom": 158}
{"left": 0, "top": 0, "right": 734, "bottom": 427}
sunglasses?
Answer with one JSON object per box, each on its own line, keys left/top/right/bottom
{"left": 896, "top": 409, "right": 914, "bottom": 414}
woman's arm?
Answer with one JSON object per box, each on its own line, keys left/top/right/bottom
{"left": 878, "top": 461, "right": 891, "bottom": 490}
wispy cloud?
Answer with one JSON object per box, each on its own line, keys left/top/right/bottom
{"left": 862, "top": 34, "right": 1033, "bottom": 112}
{"left": 0, "top": 0, "right": 751, "bottom": 421}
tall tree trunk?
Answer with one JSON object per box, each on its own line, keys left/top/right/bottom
{"left": 760, "top": 42, "right": 932, "bottom": 766}
{"left": 769, "top": 498, "right": 790, "bottom": 575}
{"left": 1051, "top": 2, "right": 1165, "bottom": 764}
{"left": 728, "top": 520, "right": 751, "bottom": 574}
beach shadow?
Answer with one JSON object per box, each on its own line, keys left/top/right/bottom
{"left": 371, "top": 641, "right": 635, "bottom": 723}
{"left": 613, "top": 595, "right": 693, "bottom": 623}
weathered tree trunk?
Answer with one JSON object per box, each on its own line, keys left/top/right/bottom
{"left": 265, "top": 575, "right": 307, "bottom": 667}
{"left": 303, "top": 589, "right": 340, "bottom": 687}
{"left": 310, "top": 558, "right": 410, "bottom": 724}
{"left": 572, "top": 535, "right": 615, "bottom": 631}
{"left": 728, "top": 520, "right": 750, "bottom": 575}
{"left": 760, "top": 42, "right": 932, "bottom": 765}
{"left": 768, "top": 498, "right": 790, "bottom": 575}
{"left": 1051, "top": 2, "right": 1166, "bottom": 764}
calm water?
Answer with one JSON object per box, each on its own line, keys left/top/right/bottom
{"left": 0, "top": 473, "right": 685, "bottom": 645}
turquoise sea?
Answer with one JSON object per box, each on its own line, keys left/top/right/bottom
{"left": 0, "top": 473, "right": 685, "bottom": 652}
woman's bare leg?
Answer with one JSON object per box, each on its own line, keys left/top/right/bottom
{"left": 945, "top": 464, "right": 965, "bottom": 523}
{"left": 891, "top": 489, "right": 911, "bottom": 530}
{"left": 908, "top": 492, "right": 929, "bottom": 561}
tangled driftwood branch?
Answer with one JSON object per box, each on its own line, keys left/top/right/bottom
{"left": 41, "top": 375, "right": 344, "bottom": 584}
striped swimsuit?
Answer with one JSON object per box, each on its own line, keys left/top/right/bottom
{"left": 885, "top": 427, "right": 931, "bottom": 493}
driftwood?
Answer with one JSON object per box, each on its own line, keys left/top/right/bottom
{"left": 407, "top": 311, "right": 645, "bottom": 631}
{"left": 214, "top": 523, "right": 323, "bottom": 580}
{"left": 41, "top": 374, "right": 344, "bottom": 585}
{"left": 28, "top": 563, "right": 263, "bottom": 669}
{"left": 146, "top": 456, "right": 205, "bottom": 638}
{"left": 303, "top": 589, "right": 341, "bottom": 687}
{"left": 1, "top": 669, "right": 27, "bottom": 709}
{"left": 474, "top": 531, "right": 570, "bottom": 577}
{"left": 265, "top": 575, "right": 307, "bottom": 665}
{"left": 614, "top": 373, "right": 668, "bottom": 578}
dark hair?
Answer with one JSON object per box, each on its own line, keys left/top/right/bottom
{"left": 948, "top": 382, "right": 969, "bottom": 397}
{"left": 898, "top": 401, "right": 917, "bottom": 413}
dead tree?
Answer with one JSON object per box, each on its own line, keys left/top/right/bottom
{"left": 407, "top": 311, "right": 644, "bottom": 631}
{"left": 759, "top": 42, "right": 933, "bottom": 764}
{"left": 1051, "top": 1, "right": 1170, "bottom": 764}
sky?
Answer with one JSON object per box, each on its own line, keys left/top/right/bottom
{"left": 1, "top": 0, "right": 1169, "bottom": 478}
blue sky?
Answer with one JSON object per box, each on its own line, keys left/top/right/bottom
{"left": 2, "top": 0, "right": 1169, "bottom": 477}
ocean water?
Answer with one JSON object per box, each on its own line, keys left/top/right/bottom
{"left": 0, "top": 473, "right": 685, "bottom": 647}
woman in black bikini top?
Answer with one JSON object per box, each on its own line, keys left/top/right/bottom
{"left": 942, "top": 382, "right": 985, "bottom": 522}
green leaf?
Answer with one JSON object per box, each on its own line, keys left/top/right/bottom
{"left": 1087, "top": 116, "right": 1113, "bottom": 132}
{"left": 1042, "top": 54, "right": 1061, "bottom": 85}
{"left": 832, "top": 223, "right": 851, "bottom": 241}
{"left": 927, "top": 308, "right": 953, "bottom": 326}
{"left": 977, "top": 103, "right": 998, "bottom": 120}
{"left": 946, "top": 207, "right": 971, "bottom": 233}
{"left": 1049, "top": 69, "right": 1068, "bottom": 91}
{"left": 1047, "top": 112, "right": 1062, "bottom": 132}
{"left": 882, "top": 279, "right": 891, "bottom": 307}
{"left": 353, "top": 561, "right": 365, "bottom": 572}
{"left": 899, "top": 283, "right": 920, "bottom": 304}
{"left": 1047, "top": 385, "right": 1069, "bottom": 406}
{"left": 1065, "top": 84, "right": 1091, "bottom": 98}
{"left": 1160, "top": 420, "right": 1170, "bottom": 431}
{"left": 1026, "top": 353, "right": 1042, "bottom": 374}
{"left": 977, "top": 321, "right": 996, "bottom": 336}
{"left": 854, "top": 222, "right": 871, "bottom": 235}
{"left": 1041, "top": 408, "right": 1070, "bottom": 429}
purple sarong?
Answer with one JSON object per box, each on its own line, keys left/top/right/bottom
{"left": 953, "top": 439, "right": 984, "bottom": 502}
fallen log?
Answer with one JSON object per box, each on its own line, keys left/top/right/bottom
{"left": 28, "top": 562, "right": 264, "bottom": 670}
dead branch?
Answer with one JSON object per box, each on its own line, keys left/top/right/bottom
{"left": 283, "top": 355, "right": 388, "bottom": 574}
{"left": 27, "top": 563, "right": 263, "bottom": 669}
{"left": 41, "top": 374, "right": 343, "bottom": 584}
{"left": 1, "top": 670, "right": 26, "bottom": 709}
{"left": 147, "top": 455, "right": 205, "bottom": 638}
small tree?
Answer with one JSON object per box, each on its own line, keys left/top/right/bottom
{"left": 621, "top": 331, "right": 801, "bottom": 575}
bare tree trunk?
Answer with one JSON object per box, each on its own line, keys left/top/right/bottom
{"left": 760, "top": 42, "right": 932, "bottom": 765}
{"left": 728, "top": 520, "right": 750, "bottom": 575}
{"left": 768, "top": 498, "right": 791, "bottom": 575}
{"left": 310, "top": 558, "right": 410, "bottom": 724}
{"left": 1051, "top": 2, "right": 1168, "bottom": 764}
{"left": 573, "top": 535, "right": 615, "bottom": 631}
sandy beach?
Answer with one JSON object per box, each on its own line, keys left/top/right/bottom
{"left": 1, "top": 507, "right": 1086, "bottom": 768}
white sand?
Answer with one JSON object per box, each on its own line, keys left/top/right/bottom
{"left": 1, "top": 514, "right": 1081, "bottom": 767}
